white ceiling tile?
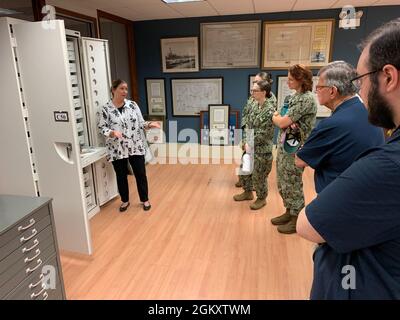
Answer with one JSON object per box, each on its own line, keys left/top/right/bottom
{"left": 207, "top": 0, "right": 254, "bottom": 15}
{"left": 253, "top": 0, "right": 297, "bottom": 13}
{"left": 372, "top": 0, "right": 400, "bottom": 5}
{"left": 292, "top": 0, "right": 337, "bottom": 11}
{"left": 165, "top": 1, "right": 219, "bottom": 17}
{"left": 331, "top": 0, "right": 377, "bottom": 9}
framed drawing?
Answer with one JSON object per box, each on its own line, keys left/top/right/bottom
{"left": 262, "top": 19, "right": 335, "bottom": 69}
{"left": 143, "top": 115, "right": 165, "bottom": 144}
{"left": 249, "top": 75, "right": 256, "bottom": 95}
{"left": 160, "top": 37, "right": 199, "bottom": 73}
{"left": 171, "top": 77, "right": 223, "bottom": 116}
{"left": 208, "top": 104, "right": 230, "bottom": 145}
{"left": 145, "top": 78, "right": 166, "bottom": 116}
{"left": 276, "top": 75, "right": 331, "bottom": 118}
{"left": 201, "top": 21, "right": 261, "bottom": 69}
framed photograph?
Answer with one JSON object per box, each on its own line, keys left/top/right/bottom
{"left": 208, "top": 104, "right": 230, "bottom": 145}
{"left": 160, "top": 37, "right": 199, "bottom": 73}
{"left": 262, "top": 19, "right": 335, "bottom": 69}
{"left": 145, "top": 78, "right": 166, "bottom": 116}
{"left": 201, "top": 21, "right": 261, "bottom": 69}
{"left": 276, "top": 75, "right": 331, "bottom": 118}
{"left": 143, "top": 115, "right": 166, "bottom": 144}
{"left": 171, "top": 77, "right": 223, "bottom": 116}
{"left": 249, "top": 75, "right": 256, "bottom": 95}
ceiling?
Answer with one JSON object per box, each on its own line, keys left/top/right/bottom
{"left": 18, "top": 0, "right": 400, "bottom": 21}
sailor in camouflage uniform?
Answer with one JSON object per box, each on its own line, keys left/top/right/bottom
{"left": 236, "top": 72, "right": 276, "bottom": 188}
{"left": 234, "top": 80, "right": 277, "bottom": 210}
{"left": 271, "top": 64, "right": 317, "bottom": 233}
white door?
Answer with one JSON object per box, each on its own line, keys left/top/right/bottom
{"left": 13, "top": 20, "right": 92, "bottom": 255}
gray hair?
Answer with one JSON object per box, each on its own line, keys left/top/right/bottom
{"left": 318, "top": 61, "right": 358, "bottom": 96}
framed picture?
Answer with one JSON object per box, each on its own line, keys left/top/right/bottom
{"left": 200, "top": 110, "right": 240, "bottom": 145}
{"left": 171, "top": 77, "right": 223, "bottom": 116}
{"left": 160, "top": 37, "right": 199, "bottom": 73}
{"left": 143, "top": 115, "right": 166, "bottom": 144}
{"left": 249, "top": 75, "right": 256, "bottom": 95}
{"left": 201, "top": 21, "right": 261, "bottom": 69}
{"left": 276, "top": 75, "right": 331, "bottom": 118}
{"left": 262, "top": 19, "right": 335, "bottom": 69}
{"left": 208, "top": 104, "right": 230, "bottom": 145}
{"left": 145, "top": 78, "right": 166, "bottom": 116}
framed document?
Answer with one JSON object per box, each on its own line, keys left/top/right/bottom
{"left": 200, "top": 110, "right": 240, "bottom": 145}
{"left": 276, "top": 75, "right": 331, "bottom": 118}
{"left": 262, "top": 19, "right": 335, "bottom": 69}
{"left": 249, "top": 75, "right": 256, "bottom": 95}
{"left": 144, "top": 115, "right": 165, "bottom": 144}
{"left": 160, "top": 37, "right": 199, "bottom": 73}
{"left": 201, "top": 21, "right": 261, "bottom": 69}
{"left": 171, "top": 77, "right": 223, "bottom": 116}
{"left": 208, "top": 104, "right": 230, "bottom": 145}
{"left": 145, "top": 78, "right": 166, "bottom": 116}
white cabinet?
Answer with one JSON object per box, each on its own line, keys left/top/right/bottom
{"left": 0, "top": 18, "right": 118, "bottom": 255}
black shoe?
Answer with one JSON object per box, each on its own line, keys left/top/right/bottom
{"left": 143, "top": 203, "right": 151, "bottom": 211}
{"left": 119, "top": 202, "right": 130, "bottom": 212}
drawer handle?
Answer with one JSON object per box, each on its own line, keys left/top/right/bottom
{"left": 18, "top": 218, "right": 36, "bottom": 231}
{"left": 30, "top": 284, "right": 46, "bottom": 299}
{"left": 22, "top": 239, "right": 39, "bottom": 253}
{"left": 26, "top": 259, "right": 42, "bottom": 274}
{"left": 25, "top": 249, "right": 41, "bottom": 263}
{"left": 43, "top": 292, "right": 49, "bottom": 300}
{"left": 20, "top": 229, "right": 37, "bottom": 243}
{"left": 29, "top": 274, "right": 44, "bottom": 289}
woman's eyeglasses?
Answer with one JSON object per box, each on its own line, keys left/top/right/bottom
{"left": 250, "top": 89, "right": 262, "bottom": 93}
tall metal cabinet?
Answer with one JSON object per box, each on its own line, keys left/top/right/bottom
{"left": 0, "top": 17, "right": 118, "bottom": 255}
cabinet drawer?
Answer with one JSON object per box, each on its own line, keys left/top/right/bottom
{"left": 5, "top": 254, "right": 62, "bottom": 300}
{"left": 0, "top": 226, "right": 54, "bottom": 287}
{"left": 66, "top": 41, "right": 74, "bottom": 51}
{"left": 0, "top": 238, "right": 56, "bottom": 298}
{"left": 0, "top": 204, "right": 49, "bottom": 250}
{"left": 0, "top": 214, "right": 51, "bottom": 262}
{"left": 69, "top": 62, "right": 77, "bottom": 73}
{"left": 71, "top": 86, "right": 80, "bottom": 97}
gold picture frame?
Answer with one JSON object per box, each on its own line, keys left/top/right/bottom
{"left": 262, "top": 19, "right": 335, "bottom": 69}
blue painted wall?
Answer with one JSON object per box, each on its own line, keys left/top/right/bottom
{"left": 133, "top": 6, "right": 400, "bottom": 142}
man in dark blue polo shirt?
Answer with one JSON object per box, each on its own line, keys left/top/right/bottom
{"left": 297, "top": 18, "right": 400, "bottom": 299}
{"left": 296, "top": 61, "right": 384, "bottom": 193}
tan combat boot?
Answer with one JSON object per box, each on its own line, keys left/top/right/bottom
{"left": 270, "top": 210, "right": 291, "bottom": 225}
{"left": 233, "top": 191, "right": 254, "bottom": 201}
{"left": 235, "top": 180, "right": 243, "bottom": 188}
{"left": 277, "top": 216, "right": 298, "bottom": 234}
{"left": 250, "top": 198, "right": 266, "bottom": 210}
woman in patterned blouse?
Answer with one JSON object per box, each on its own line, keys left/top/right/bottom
{"left": 99, "top": 79, "right": 160, "bottom": 212}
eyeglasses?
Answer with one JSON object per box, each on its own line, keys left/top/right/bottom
{"left": 350, "top": 70, "right": 380, "bottom": 87}
{"left": 314, "top": 85, "right": 332, "bottom": 92}
{"left": 250, "top": 89, "right": 262, "bottom": 93}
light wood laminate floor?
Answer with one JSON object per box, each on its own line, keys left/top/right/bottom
{"left": 60, "top": 161, "right": 317, "bottom": 300}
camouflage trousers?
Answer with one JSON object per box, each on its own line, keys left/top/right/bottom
{"left": 240, "top": 153, "right": 273, "bottom": 200}
{"left": 276, "top": 146, "right": 305, "bottom": 216}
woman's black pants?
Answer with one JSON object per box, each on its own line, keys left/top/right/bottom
{"left": 112, "top": 155, "right": 149, "bottom": 203}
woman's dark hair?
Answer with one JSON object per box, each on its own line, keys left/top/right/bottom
{"left": 288, "top": 64, "right": 313, "bottom": 93}
{"left": 256, "top": 71, "right": 273, "bottom": 85}
{"left": 255, "top": 80, "right": 272, "bottom": 98}
{"left": 110, "top": 79, "right": 127, "bottom": 96}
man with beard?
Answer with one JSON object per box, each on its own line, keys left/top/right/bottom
{"left": 296, "top": 18, "right": 400, "bottom": 299}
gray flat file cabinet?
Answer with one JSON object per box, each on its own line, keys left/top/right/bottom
{"left": 0, "top": 195, "right": 66, "bottom": 300}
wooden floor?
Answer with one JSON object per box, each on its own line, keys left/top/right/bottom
{"left": 60, "top": 161, "right": 317, "bottom": 300}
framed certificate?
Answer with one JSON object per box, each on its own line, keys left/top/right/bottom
{"left": 143, "top": 115, "right": 165, "bottom": 144}
{"left": 262, "top": 19, "right": 335, "bottom": 69}
{"left": 208, "top": 104, "right": 230, "bottom": 145}
{"left": 145, "top": 78, "right": 166, "bottom": 117}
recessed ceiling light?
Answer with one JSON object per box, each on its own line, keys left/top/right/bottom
{"left": 162, "top": 0, "right": 204, "bottom": 4}
{"left": 0, "top": 8, "right": 22, "bottom": 15}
